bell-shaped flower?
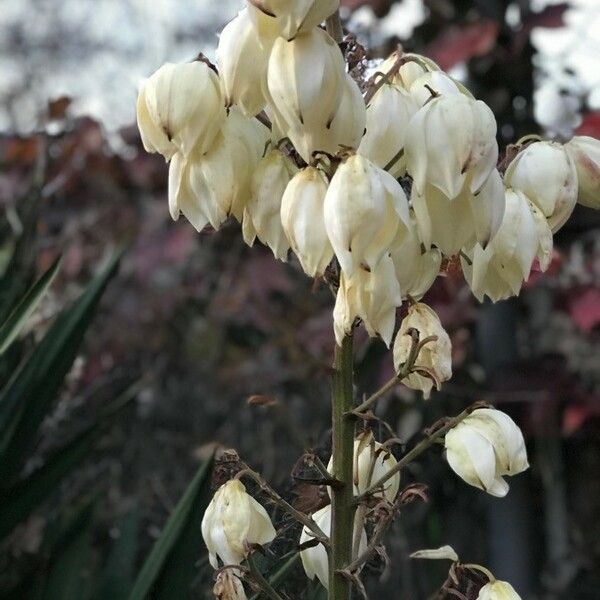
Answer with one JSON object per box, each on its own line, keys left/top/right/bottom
{"left": 136, "top": 61, "right": 225, "bottom": 160}
{"left": 379, "top": 51, "right": 440, "bottom": 90}
{"left": 412, "top": 169, "right": 505, "bottom": 257}
{"left": 504, "top": 141, "right": 578, "bottom": 232}
{"left": 243, "top": 148, "right": 297, "bottom": 260}
{"left": 169, "top": 109, "right": 269, "bottom": 231}
{"left": 390, "top": 218, "right": 441, "bottom": 300}
{"left": 409, "top": 70, "right": 472, "bottom": 107}
{"left": 478, "top": 580, "right": 522, "bottom": 600}
{"left": 405, "top": 94, "right": 498, "bottom": 199}
{"left": 299, "top": 505, "right": 367, "bottom": 590}
{"left": 202, "top": 479, "right": 277, "bottom": 568}
{"left": 255, "top": 0, "right": 339, "bottom": 41}
{"left": 393, "top": 302, "right": 452, "bottom": 399}
{"left": 267, "top": 28, "right": 346, "bottom": 158}
{"left": 327, "top": 431, "right": 400, "bottom": 503}
{"left": 445, "top": 408, "right": 529, "bottom": 497}
{"left": 213, "top": 570, "right": 248, "bottom": 600}
{"left": 358, "top": 82, "right": 418, "bottom": 176}
{"left": 280, "top": 166, "right": 333, "bottom": 277}
{"left": 217, "top": 8, "right": 275, "bottom": 117}
{"left": 566, "top": 135, "right": 600, "bottom": 209}
{"left": 324, "top": 154, "right": 410, "bottom": 276}
{"left": 461, "top": 188, "right": 552, "bottom": 302}
{"left": 333, "top": 254, "right": 402, "bottom": 347}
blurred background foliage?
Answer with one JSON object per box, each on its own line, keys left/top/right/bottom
{"left": 0, "top": 0, "right": 599, "bottom": 598}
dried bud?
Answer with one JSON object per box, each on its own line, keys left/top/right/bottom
{"left": 280, "top": 166, "right": 333, "bottom": 277}
{"left": 299, "top": 505, "right": 366, "bottom": 590}
{"left": 445, "top": 408, "right": 528, "bottom": 497}
{"left": 393, "top": 303, "right": 452, "bottom": 399}
{"left": 324, "top": 154, "right": 410, "bottom": 276}
{"left": 243, "top": 149, "right": 297, "bottom": 260}
{"left": 504, "top": 141, "right": 578, "bottom": 232}
{"left": 136, "top": 61, "right": 225, "bottom": 160}
{"left": 201, "top": 479, "right": 276, "bottom": 568}
{"left": 213, "top": 570, "right": 248, "bottom": 600}
{"left": 478, "top": 580, "right": 522, "bottom": 600}
{"left": 565, "top": 135, "right": 600, "bottom": 209}
{"left": 405, "top": 94, "right": 498, "bottom": 199}
{"left": 257, "top": 0, "right": 339, "bottom": 40}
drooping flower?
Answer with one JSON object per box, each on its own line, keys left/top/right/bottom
{"left": 379, "top": 51, "right": 440, "bottom": 91}
{"left": 201, "top": 479, "right": 277, "bottom": 568}
{"left": 136, "top": 61, "right": 225, "bottom": 160}
{"left": 504, "top": 141, "right": 578, "bottom": 232}
{"left": 408, "top": 70, "right": 471, "bottom": 106}
{"left": 565, "top": 135, "right": 600, "bottom": 209}
{"left": 445, "top": 408, "right": 529, "bottom": 497}
{"left": 477, "top": 580, "right": 522, "bottom": 600}
{"left": 393, "top": 302, "right": 452, "bottom": 399}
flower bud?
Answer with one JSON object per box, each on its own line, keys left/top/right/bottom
{"left": 217, "top": 8, "right": 275, "bottom": 117}
{"left": 478, "top": 580, "right": 522, "bottom": 600}
{"left": 201, "top": 479, "right": 277, "bottom": 568}
{"left": 405, "top": 94, "right": 498, "bottom": 199}
{"left": 280, "top": 166, "right": 333, "bottom": 277}
{"left": 565, "top": 135, "right": 600, "bottom": 209}
{"left": 390, "top": 219, "right": 441, "bottom": 300}
{"left": 213, "top": 570, "right": 248, "bottom": 600}
{"left": 379, "top": 51, "right": 440, "bottom": 90}
{"left": 333, "top": 254, "right": 402, "bottom": 347}
{"left": 327, "top": 431, "right": 400, "bottom": 503}
{"left": 358, "top": 83, "right": 418, "bottom": 176}
{"left": 299, "top": 505, "right": 366, "bottom": 590}
{"left": 393, "top": 303, "right": 452, "bottom": 399}
{"left": 169, "top": 109, "right": 269, "bottom": 231}
{"left": 243, "top": 149, "right": 297, "bottom": 260}
{"left": 137, "top": 61, "right": 225, "bottom": 160}
{"left": 445, "top": 408, "right": 529, "bottom": 497}
{"left": 324, "top": 154, "right": 410, "bottom": 276}
{"left": 504, "top": 141, "right": 578, "bottom": 232}
{"left": 256, "top": 0, "right": 339, "bottom": 40}
{"left": 461, "top": 188, "right": 553, "bottom": 302}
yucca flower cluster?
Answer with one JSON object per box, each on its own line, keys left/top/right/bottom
{"left": 135, "top": 2, "right": 600, "bottom": 598}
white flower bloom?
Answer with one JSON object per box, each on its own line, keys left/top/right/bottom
{"left": 379, "top": 51, "right": 440, "bottom": 90}
{"left": 324, "top": 154, "right": 410, "bottom": 276}
{"left": 169, "top": 109, "right": 269, "bottom": 231}
{"left": 213, "top": 570, "right": 248, "bottom": 600}
{"left": 217, "top": 8, "right": 275, "bottom": 117}
{"left": 280, "top": 166, "right": 333, "bottom": 277}
{"left": 393, "top": 302, "right": 452, "bottom": 399}
{"left": 327, "top": 431, "right": 400, "bottom": 503}
{"left": 299, "top": 505, "right": 367, "bottom": 590}
{"left": 445, "top": 408, "right": 529, "bottom": 497}
{"left": 461, "top": 188, "right": 552, "bottom": 302}
{"left": 333, "top": 254, "right": 402, "bottom": 347}
{"left": 202, "top": 479, "right": 277, "bottom": 568}
{"left": 478, "top": 580, "right": 522, "bottom": 600}
{"left": 243, "top": 149, "right": 297, "bottom": 261}
{"left": 136, "top": 61, "right": 225, "bottom": 160}
{"left": 255, "top": 0, "right": 339, "bottom": 40}
{"left": 358, "top": 82, "right": 418, "bottom": 176}
{"left": 405, "top": 94, "right": 498, "bottom": 199}
{"left": 565, "top": 135, "right": 600, "bottom": 209}
{"left": 504, "top": 141, "right": 578, "bottom": 232}
{"left": 408, "top": 71, "right": 471, "bottom": 107}
{"left": 390, "top": 219, "right": 441, "bottom": 300}
{"left": 267, "top": 28, "right": 347, "bottom": 162}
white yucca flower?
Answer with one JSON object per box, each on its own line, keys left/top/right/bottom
{"left": 478, "top": 580, "right": 522, "bottom": 600}
{"left": 405, "top": 94, "right": 498, "bottom": 200}
{"left": 565, "top": 135, "right": 600, "bottom": 210}
{"left": 408, "top": 70, "right": 471, "bottom": 106}
{"left": 217, "top": 8, "right": 276, "bottom": 117}
{"left": 243, "top": 148, "right": 297, "bottom": 260}
{"left": 504, "top": 141, "right": 578, "bottom": 232}
{"left": 358, "top": 82, "right": 417, "bottom": 176}
{"left": 393, "top": 302, "right": 452, "bottom": 399}
{"left": 333, "top": 254, "right": 402, "bottom": 347}
{"left": 136, "top": 61, "right": 225, "bottom": 160}
{"left": 411, "top": 169, "right": 505, "bottom": 257}
{"left": 201, "top": 479, "right": 276, "bottom": 568}
{"left": 169, "top": 109, "right": 269, "bottom": 231}
{"left": 379, "top": 51, "right": 440, "bottom": 90}
{"left": 324, "top": 154, "right": 410, "bottom": 277}
{"left": 461, "top": 188, "right": 552, "bottom": 302}
{"left": 445, "top": 408, "right": 529, "bottom": 497}
{"left": 299, "top": 505, "right": 367, "bottom": 591}
{"left": 280, "top": 166, "right": 333, "bottom": 277}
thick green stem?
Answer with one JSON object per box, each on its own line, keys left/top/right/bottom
{"left": 329, "top": 335, "right": 355, "bottom": 599}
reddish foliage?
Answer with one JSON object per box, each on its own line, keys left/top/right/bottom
{"left": 568, "top": 287, "right": 600, "bottom": 333}
{"left": 576, "top": 112, "right": 600, "bottom": 138}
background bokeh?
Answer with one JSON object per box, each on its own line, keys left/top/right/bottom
{"left": 1, "top": 1, "right": 599, "bottom": 598}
